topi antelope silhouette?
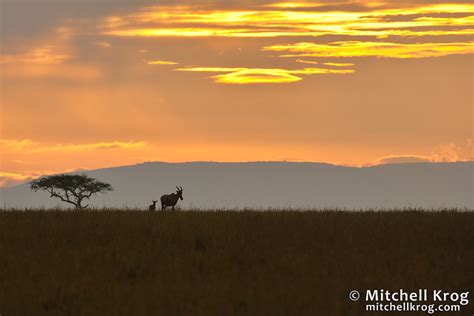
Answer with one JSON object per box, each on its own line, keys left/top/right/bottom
{"left": 161, "top": 186, "right": 183, "bottom": 210}
{"left": 149, "top": 200, "right": 158, "bottom": 211}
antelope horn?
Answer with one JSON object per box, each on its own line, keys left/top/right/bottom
{"left": 179, "top": 186, "right": 183, "bottom": 191}
{"left": 176, "top": 186, "right": 180, "bottom": 191}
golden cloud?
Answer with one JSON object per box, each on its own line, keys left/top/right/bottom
{"left": 263, "top": 2, "right": 316, "bottom": 9}
{"left": 0, "top": 139, "right": 35, "bottom": 149}
{"left": 0, "top": 139, "right": 146, "bottom": 153}
{"left": 372, "top": 141, "right": 474, "bottom": 166}
{"left": 147, "top": 60, "right": 179, "bottom": 65}
{"left": 1, "top": 64, "right": 103, "bottom": 80}
{"left": 323, "top": 62, "right": 355, "bottom": 67}
{"left": 0, "top": 172, "right": 33, "bottom": 182}
{"left": 99, "top": 3, "right": 474, "bottom": 39}
{"left": 0, "top": 170, "right": 81, "bottom": 188}
{"left": 1, "top": 46, "right": 71, "bottom": 65}
{"left": 296, "top": 59, "right": 319, "bottom": 65}
{"left": 45, "top": 141, "right": 146, "bottom": 152}
{"left": 92, "top": 41, "right": 112, "bottom": 48}
{"left": 0, "top": 140, "right": 149, "bottom": 188}
{"left": 1, "top": 44, "right": 101, "bottom": 79}
{"left": 373, "top": 155, "right": 431, "bottom": 165}
{"left": 264, "top": 41, "right": 474, "bottom": 58}
{"left": 213, "top": 69, "right": 303, "bottom": 84}
{"left": 0, "top": 172, "right": 36, "bottom": 188}
{"left": 175, "top": 66, "right": 354, "bottom": 84}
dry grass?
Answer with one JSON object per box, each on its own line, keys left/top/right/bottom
{"left": 0, "top": 209, "right": 473, "bottom": 315}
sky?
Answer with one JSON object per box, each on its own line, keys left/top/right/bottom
{"left": 1, "top": 0, "right": 473, "bottom": 187}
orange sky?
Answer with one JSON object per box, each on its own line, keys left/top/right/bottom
{"left": 1, "top": 0, "right": 473, "bottom": 187}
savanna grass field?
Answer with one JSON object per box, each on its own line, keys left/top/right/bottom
{"left": 0, "top": 209, "right": 473, "bottom": 315}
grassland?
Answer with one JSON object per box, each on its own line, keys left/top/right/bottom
{"left": 0, "top": 210, "right": 473, "bottom": 315}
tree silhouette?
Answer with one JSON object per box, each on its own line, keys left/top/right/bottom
{"left": 30, "top": 174, "right": 113, "bottom": 209}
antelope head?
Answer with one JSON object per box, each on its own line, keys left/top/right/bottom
{"left": 176, "top": 186, "right": 184, "bottom": 200}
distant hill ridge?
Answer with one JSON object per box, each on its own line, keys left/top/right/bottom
{"left": 1, "top": 161, "right": 473, "bottom": 209}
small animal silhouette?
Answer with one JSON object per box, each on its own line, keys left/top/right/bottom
{"left": 149, "top": 200, "right": 158, "bottom": 211}
{"left": 161, "top": 186, "right": 183, "bottom": 211}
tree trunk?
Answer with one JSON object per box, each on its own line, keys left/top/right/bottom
{"left": 76, "top": 199, "right": 83, "bottom": 210}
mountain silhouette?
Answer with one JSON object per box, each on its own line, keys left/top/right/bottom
{"left": 1, "top": 161, "right": 472, "bottom": 209}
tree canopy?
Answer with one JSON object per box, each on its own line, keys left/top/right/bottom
{"left": 30, "top": 174, "right": 113, "bottom": 209}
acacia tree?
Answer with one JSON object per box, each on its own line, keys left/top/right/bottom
{"left": 30, "top": 174, "right": 113, "bottom": 209}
